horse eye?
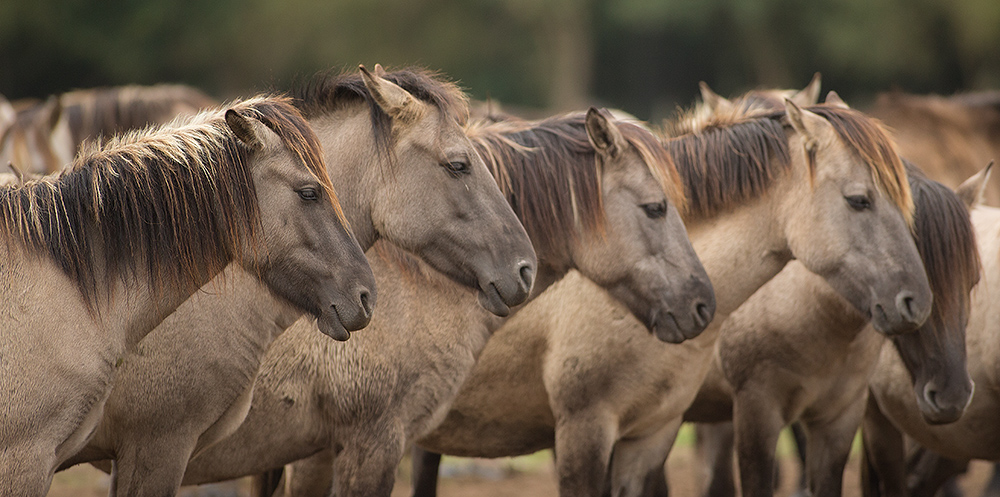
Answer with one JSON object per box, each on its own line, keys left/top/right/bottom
{"left": 641, "top": 201, "right": 667, "bottom": 219}
{"left": 845, "top": 195, "right": 872, "bottom": 211}
{"left": 298, "top": 187, "right": 319, "bottom": 201}
{"left": 444, "top": 160, "right": 469, "bottom": 175}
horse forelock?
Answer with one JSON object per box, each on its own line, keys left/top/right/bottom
{"left": 618, "top": 121, "right": 687, "bottom": 214}
{"left": 292, "top": 67, "right": 469, "bottom": 167}
{"left": 806, "top": 106, "right": 914, "bottom": 226}
{"left": 907, "top": 163, "right": 981, "bottom": 325}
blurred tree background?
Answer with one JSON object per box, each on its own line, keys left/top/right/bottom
{"left": 1, "top": 0, "right": 998, "bottom": 121}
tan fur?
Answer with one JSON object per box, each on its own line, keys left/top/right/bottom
{"left": 60, "top": 67, "right": 536, "bottom": 497}
{"left": 0, "top": 95, "right": 373, "bottom": 497}
{"left": 411, "top": 100, "right": 929, "bottom": 497}
{"left": 863, "top": 204, "right": 1000, "bottom": 495}
{"left": 172, "top": 109, "right": 712, "bottom": 497}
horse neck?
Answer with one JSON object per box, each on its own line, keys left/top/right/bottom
{"left": 94, "top": 255, "right": 225, "bottom": 350}
{"left": 684, "top": 181, "right": 792, "bottom": 319}
{"left": 308, "top": 107, "right": 381, "bottom": 251}
{"left": 170, "top": 265, "right": 304, "bottom": 355}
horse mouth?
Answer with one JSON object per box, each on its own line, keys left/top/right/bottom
{"left": 317, "top": 307, "right": 350, "bottom": 341}
{"left": 477, "top": 282, "right": 511, "bottom": 317}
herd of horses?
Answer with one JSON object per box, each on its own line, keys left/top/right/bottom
{"left": 1, "top": 66, "right": 1000, "bottom": 497}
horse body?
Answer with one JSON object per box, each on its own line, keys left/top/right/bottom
{"left": 57, "top": 67, "right": 536, "bottom": 496}
{"left": 414, "top": 103, "right": 929, "bottom": 497}
{"left": 0, "top": 96, "right": 375, "bottom": 496}
{"left": 862, "top": 204, "right": 1000, "bottom": 497}
{"left": 178, "top": 108, "right": 712, "bottom": 497}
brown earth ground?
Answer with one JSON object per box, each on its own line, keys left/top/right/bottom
{"left": 48, "top": 426, "right": 996, "bottom": 497}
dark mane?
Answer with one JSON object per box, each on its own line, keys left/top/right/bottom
{"left": 662, "top": 114, "right": 790, "bottom": 219}
{"left": 0, "top": 95, "right": 337, "bottom": 308}
{"left": 907, "top": 162, "right": 981, "bottom": 321}
{"left": 468, "top": 112, "right": 684, "bottom": 258}
{"left": 662, "top": 104, "right": 913, "bottom": 222}
{"left": 291, "top": 67, "right": 469, "bottom": 161}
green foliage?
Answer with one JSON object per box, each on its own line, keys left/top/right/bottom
{"left": 1, "top": 0, "right": 996, "bottom": 119}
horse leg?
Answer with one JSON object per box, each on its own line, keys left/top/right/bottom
{"left": 733, "top": 391, "right": 785, "bottom": 497}
{"left": 275, "top": 448, "right": 336, "bottom": 497}
{"left": 332, "top": 427, "right": 406, "bottom": 497}
{"left": 608, "top": 417, "right": 682, "bottom": 497}
{"left": 554, "top": 410, "right": 618, "bottom": 497}
{"left": 801, "top": 400, "right": 866, "bottom": 497}
{"left": 410, "top": 446, "right": 443, "bottom": 497}
{"left": 696, "top": 422, "right": 737, "bottom": 497}
{"left": 110, "top": 437, "right": 198, "bottom": 497}
{"left": 906, "top": 449, "right": 968, "bottom": 497}
{"left": 860, "top": 395, "right": 907, "bottom": 497}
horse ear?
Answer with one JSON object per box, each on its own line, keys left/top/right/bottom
{"left": 790, "top": 72, "right": 822, "bottom": 107}
{"left": 784, "top": 98, "right": 828, "bottom": 144}
{"left": 699, "top": 82, "right": 732, "bottom": 113}
{"left": 225, "top": 109, "right": 264, "bottom": 150}
{"left": 585, "top": 107, "right": 625, "bottom": 160}
{"left": 824, "top": 91, "right": 850, "bottom": 109}
{"left": 956, "top": 161, "right": 994, "bottom": 209}
{"left": 359, "top": 64, "right": 421, "bottom": 123}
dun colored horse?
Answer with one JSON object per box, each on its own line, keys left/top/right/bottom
{"left": 689, "top": 162, "right": 980, "bottom": 497}
{"left": 861, "top": 166, "right": 1000, "bottom": 497}
{"left": 0, "top": 95, "right": 376, "bottom": 496}
{"left": 411, "top": 99, "right": 929, "bottom": 497}
{"left": 174, "top": 107, "right": 712, "bottom": 496}
{"left": 55, "top": 66, "right": 537, "bottom": 496}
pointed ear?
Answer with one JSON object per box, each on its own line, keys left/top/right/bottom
{"left": 225, "top": 109, "right": 264, "bottom": 150}
{"left": 791, "top": 72, "right": 822, "bottom": 107}
{"left": 699, "top": 82, "right": 732, "bottom": 113}
{"left": 784, "top": 98, "right": 828, "bottom": 151}
{"left": 585, "top": 107, "right": 626, "bottom": 160}
{"left": 824, "top": 91, "right": 849, "bottom": 109}
{"left": 7, "top": 162, "right": 24, "bottom": 185}
{"left": 359, "top": 64, "right": 421, "bottom": 123}
{"left": 373, "top": 63, "right": 388, "bottom": 78}
{"left": 956, "top": 161, "right": 994, "bottom": 209}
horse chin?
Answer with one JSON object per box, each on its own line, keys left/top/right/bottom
{"left": 477, "top": 283, "right": 511, "bottom": 317}
{"left": 317, "top": 312, "right": 351, "bottom": 342}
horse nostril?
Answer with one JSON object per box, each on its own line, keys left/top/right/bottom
{"left": 695, "top": 302, "right": 712, "bottom": 327}
{"left": 923, "top": 383, "right": 940, "bottom": 410}
{"left": 359, "top": 290, "right": 373, "bottom": 319}
{"left": 518, "top": 262, "right": 535, "bottom": 292}
{"left": 896, "top": 291, "right": 918, "bottom": 322}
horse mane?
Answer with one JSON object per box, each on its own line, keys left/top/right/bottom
{"left": 60, "top": 84, "right": 218, "bottom": 149}
{"left": 467, "top": 112, "right": 685, "bottom": 258}
{"left": 906, "top": 162, "right": 981, "bottom": 321}
{"left": 0, "top": 95, "right": 338, "bottom": 308}
{"left": 291, "top": 67, "right": 469, "bottom": 162}
{"left": 662, "top": 104, "right": 914, "bottom": 223}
